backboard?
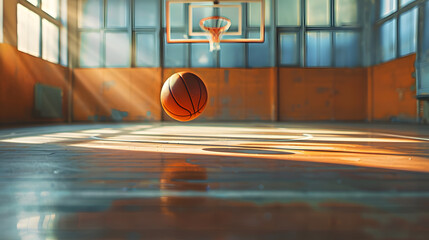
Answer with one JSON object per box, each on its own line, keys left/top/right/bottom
{"left": 166, "top": 0, "right": 265, "bottom": 48}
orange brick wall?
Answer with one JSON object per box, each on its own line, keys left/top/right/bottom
{"left": 367, "top": 54, "right": 417, "bottom": 122}
{"left": 279, "top": 68, "right": 367, "bottom": 121}
{"left": 73, "top": 68, "right": 162, "bottom": 121}
{"left": 0, "top": 43, "right": 419, "bottom": 124}
{"left": 162, "top": 68, "right": 277, "bottom": 121}
{"left": 0, "top": 43, "right": 69, "bottom": 124}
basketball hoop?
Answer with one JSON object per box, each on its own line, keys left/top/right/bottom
{"left": 199, "top": 16, "right": 231, "bottom": 52}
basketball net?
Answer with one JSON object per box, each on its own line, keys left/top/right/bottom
{"left": 199, "top": 16, "right": 231, "bottom": 52}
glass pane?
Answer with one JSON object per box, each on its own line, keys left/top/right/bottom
{"left": 335, "top": 32, "right": 360, "bottom": 67}
{"left": 380, "top": 0, "right": 397, "bottom": 18}
{"left": 136, "top": 32, "right": 158, "bottom": 67}
{"left": 422, "top": 2, "right": 429, "bottom": 62}
{"left": 169, "top": 3, "right": 185, "bottom": 28}
{"left": 220, "top": 43, "right": 245, "bottom": 67}
{"left": 248, "top": 0, "right": 270, "bottom": 26}
{"left": 78, "top": 0, "right": 101, "bottom": 29}
{"left": 42, "top": 0, "right": 59, "bottom": 18}
{"left": 191, "top": 44, "right": 215, "bottom": 67}
{"left": 17, "top": 4, "right": 41, "bottom": 57}
{"left": 277, "top": 0, "right": 300, "bottom": 26}
{"left": 79, "top": 32, "right": 101, "bottom": 67}
{"left": 400, "top": 0, "right": 415, "bottom": 7}
{"left": 106, "top": 0, "right": 128, "bottom": 28}
{"left": 379, "top": 19, "right": 396, "bottom": 62}
{"left": 248, "top": 31, "right": 271, "bottom": 67}
{"left": 0, "top": 0, "right": 3, "bottom": 42}
{"left": 280, "top": 32, "right": 299, "bottom": 65}
{"left": 399, "top": 7, "right": 417, "bottom": 56}
{"left": 134, "top": 0, "right": 159, "bottom": 28}
{"left": 42, "top": 19, "right": 59, "bottom": 63}
{"left": 306, "top": 0, "right": 330, "bottom": 26}
{"left": 105, "top": 32, "right": 130, "bottom": 67}
{"left": 60, "top": 27, "right": 67, "bottom": 66}
{"left": 336, "top": 0, "right": 358, "bottom": 26}
{"left": 306, "top": 31, "right": 332, "bottom": 67}
{"left": 60, "top": 0, "right": 67, "bottom": 26}
{"left": 27, "top": 0, "right": 38, "bottom": 6}
{"left": 164, "top": 33, "right": 187, "bottom": 67}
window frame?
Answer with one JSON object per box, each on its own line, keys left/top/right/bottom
{"left": 17, "top": 0, "right": 65, "bottom": 65}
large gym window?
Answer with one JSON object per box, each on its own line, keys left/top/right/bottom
{"left": 17, "top": 0, "right": 67, "bottom": 65}
{"left": 376, "top": 0, "right": 420, "bottom": 63}
{"left": 78, "top": 0, "right": 160, "bottom": 68}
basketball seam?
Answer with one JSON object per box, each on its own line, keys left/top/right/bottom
{"left": 197, "top": 78, "right": 202, "bottom": 110}
{"left": 178, "top": 73, "right": 196, "bottom": 114}
{"left": 162, "top": 104, "right": 192, "bottom": 118}
{"left": 168, "top": 78, "right": 193, "bottom": 116}
{"left": 196, "top": 97, "right": 207, "bottom": 113}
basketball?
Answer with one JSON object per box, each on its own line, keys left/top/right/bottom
{"left": 160, "top": 72, "right": 208, "bottom": 122}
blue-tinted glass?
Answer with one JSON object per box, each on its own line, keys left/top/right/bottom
{"left": 380, "top": 19, "right": 396, "bottom": 62}
{"left": 306, "top": 0, "right": 330, "bottom": 26}
{"left": 78, "top": 0, "right": 101, "bottom": 29}
{"left": 169, "top": 3, "right": 185, "bottom": 28}
{"left": 105, "top": 32, "right": 130, "bottom": 67}
{"left": 248, "top": 0, "right": 271, "bottom": 26}
{"left": 79, "top": 32, "right": 101, "bottom": 67}
{"left": 220, "top": 43, "right": 245, "bottom": 67}
{"left": 60, "top": 0, "right": 67, "bottom": 25}
{"left": 336, "top": 0, "right": 359, "bottom": 26}
{"left": 191, "top": 43, "right": 215, "bottom": 67}
{"left": 164, "top": 33, "right": 187, "bottom": 67}
{"left": 248, "top": 31, "right": 271, "bottom": 67}
{"left": 277, "top": 0, "right": 300, "bottom": 26}
{"left": 135, "top": 0, "right": 159, "bottom": 28}
{"left": 423, "top": 2, "right": 429, "bottom": 62}
{"left": 192, "top": 7, "right": 214, "bottom": 32}
{"left": 106, "top": 0, "right": 128, "bottom": 28}
{"left": 136, "top": 32, "right": 159, "bottom": 67}
{"left": 280, "top": 32, "right": 299, "bottom": 65}
{"left": 399, "top": 7, "right": 418, "bottom": 56}
{"left": 400, "top": 0, "right": 415, "bottom": 7}
{"left": 335, "top": 32, "right": 360, "bottom": 67}
{"left": 306, "top": 31, "right": 332, "bottom": 67}
{"left": 380, "top": 0, "right": 397, "bottom": 18}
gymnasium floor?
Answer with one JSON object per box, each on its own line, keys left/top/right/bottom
{"left": 1, "top": 122, "right": 429, "bottom": 239}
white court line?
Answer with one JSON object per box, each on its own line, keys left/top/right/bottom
{"left": 375, "top": 133, "right": 429, "bottom": 142}
{"left": 21, "top": 190, "right": 429, "bottom": 199}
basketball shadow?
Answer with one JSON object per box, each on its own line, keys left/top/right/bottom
{"left": 202, "top": 147, "right": 294, "bottom": 155}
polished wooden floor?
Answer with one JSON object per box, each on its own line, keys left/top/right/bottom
{"left": 0, "top": 122, "right": 429, "bottom": 240}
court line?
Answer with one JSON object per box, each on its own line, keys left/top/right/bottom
{"left": 19, "top": 190, "right": 429, "bottom": 199}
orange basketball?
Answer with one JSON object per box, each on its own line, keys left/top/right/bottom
{"left": 160, "top": 72, "right": 208, "bottom": 122}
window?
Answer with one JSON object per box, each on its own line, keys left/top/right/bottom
{"left": 17, "top": 1, "right": 66, "bottom": 64}
{"left": 277, "top": 0, "right": 300, "bottom": 26}
{"left": 136, "top": 32, "right": 159, "bottom": 67}
{"left": 335, "top": 31, "right": 360, "bottom": 67}
{"left": 380, "top": 0, "right": 397, "bottom": 18}
{"left": 220, "top": 43, "right": 245, "bottom": 68}
{"left": 400, "top": 0, "right": 415, "bottom": 7}
{"left": 399, "top": 7, "right": 418, "bottom": 56}
{"left": 42, "top": 0, "right": 59, "bottom": 18}
{"left": 306, "top": 0, "right": 331, "bottom": 26}
{"left": 0, "top": 0, "right": 3, "bottom": 43}
{"left": 78, "top": 0, "right": 160, "bottom": 68}
{"left": 379, "top": 19, "right": 397, "bottom": 62}
{"left": 306, "top": 31, "right": 332, "bottom": 67}
{"left": 42, "top": 19, "right": 59, "bottom": 63}
{"left": 17, "top": 4, "right": 41, "bottom": 57}
{"left": 279, "top": 32, "right": 299, "bottom": 65}
{"left": 336, "top": 0, "right": 359, "bottom": 26}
